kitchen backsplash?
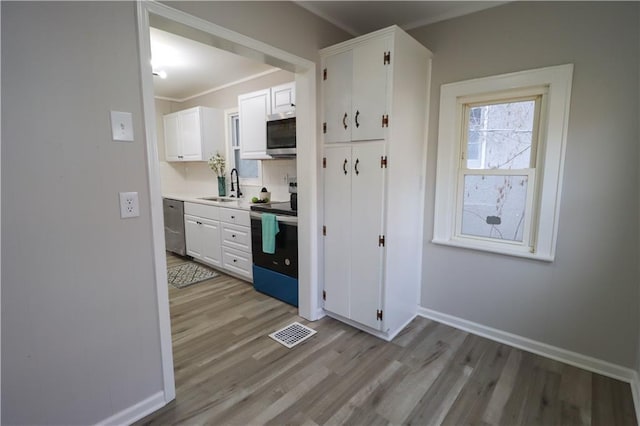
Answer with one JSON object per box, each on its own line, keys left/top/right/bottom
{"left": 160, "top": 158, "right": 296, "bottom": 202}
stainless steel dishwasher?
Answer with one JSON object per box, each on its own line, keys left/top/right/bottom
{"left": 163, "top": 198, "right": 186, "bottom": 256}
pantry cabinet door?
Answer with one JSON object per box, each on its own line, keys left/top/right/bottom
{"left": 322, "top": 145, "right": 352, "bottom": 318}
{"left": 351, "top": 37, "right": 390, "bottom": 142}
{"left": 349, "top": 141, "right": 385, "bottom": 330}
{"left": 323, "top": 50, "right": 352, "bottom": 144}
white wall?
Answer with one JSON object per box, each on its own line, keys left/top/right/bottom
{"left": 156, "top": 69, "right": 297, "bottom": 201}
{"left": 1, "top": 1, "right": 349, "bottom": 424}
{"left": 412, "top": 1, "right": 639, "bottom": 368}
{"left": 2, "top": 2, "right": 163, "bottom": 424}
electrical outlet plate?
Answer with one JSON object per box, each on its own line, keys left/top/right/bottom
{"left": 119, "top": 192, "right": 140, "bottom": 218}
{"left": 111, "top": 111, "right": 134, "bottom": 142}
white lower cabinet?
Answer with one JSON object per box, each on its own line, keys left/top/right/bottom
{"left": 185, "top": 214, "right": 222, "bottom": 267}
{"left": 222, "top": 246, "right": 252, "bottom": 279}
{"left": 184, "top": 203, "right": 252, "bottom": 280}
{"left": 219, "top": 207, "right": 252, "bottom": 280}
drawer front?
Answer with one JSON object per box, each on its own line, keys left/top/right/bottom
{"left": 184, "top": 202, "right": 220, "bottom": 221}
{"left": 219, "top": 207, "right": 250, "bottom": 226}
{"left": 221, "top": 223, "right": 251, "bottom": 252}
{"left": 222, "top": 246, "right": 252, "bottom": 279}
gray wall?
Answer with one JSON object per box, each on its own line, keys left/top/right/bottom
{"left": 2, "top": 2, "right": 163, "bottom": 424}
{"left": 1, "top": 1, "right": 348, "bottom": 424}
{"left": 411, "top": 1, "right": 639, "bottom": 367}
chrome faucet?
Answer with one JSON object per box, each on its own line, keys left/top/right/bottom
{"left": 230, "top": 168, "right": 242, "bottom": 198}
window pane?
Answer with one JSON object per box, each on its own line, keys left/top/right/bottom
{"left": 232, "top": 116, "right": 240, "bottom": 148}
{"left": 461, "top": 174, "right": 528, "bottom": 242}
{"left": 467, "top": 100, "right": 536, "bottom": 170}
{"left": 234, "top": 149, "right": 258, "bottom": 179}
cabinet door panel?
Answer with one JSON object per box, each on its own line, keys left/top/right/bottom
{"left": 184, "top": 215, "right": 203, "bottom": 259}
{"left": 239, "top": 89, "right": 271, "bottom": 159}
{"left": 323, "top": 51, "right": 352, "bottom": 143}
{"left": 271, "top": 82, "right": 295, "bottom": 114}
{"left": 351, "top": 38, "right": 389, "bottom": 142}
{"left": 350, "top": 142, "right": 385, "bottom": 330}
{"left": 323, "top": 146, "right": 352, "bottom": 317}
{"left": 180, "top": 108, "right": 203, "bottom": 160}
{"left": 202, "top": 220, "right": 222, "bottom": 267}
{"left": 164, "top": 113, "right": 180, "bottom": 161}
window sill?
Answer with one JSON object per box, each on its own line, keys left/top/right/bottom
{"left": 431, "top": 238, "right": 554, "bottom": 262}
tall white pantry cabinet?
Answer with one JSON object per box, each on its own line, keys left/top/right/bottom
{"left": 321, "top": 26, "right": 432, "bottom": 340}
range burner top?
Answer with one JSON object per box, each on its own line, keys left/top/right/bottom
{"left": 250, "top": 201, "right": 297, "bottom": 217}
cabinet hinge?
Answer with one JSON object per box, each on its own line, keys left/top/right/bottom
{"left": 323, "top": 122, "right": 327, "bottom": 134}
{"left": 323, "top": 68, "right": 327, "bottom": 80}
{"left": 378, "top": 235, "right": 385, "bottom": 247}
{"left": 382, "top": 115, "right": 389, "bottom": 128}
{"left": 383, "top": 51, "right": 391, "bottom": 65}
{"left": 376, "top": 309, "right": 383, "bottom": 321}
{"left": 380, "top": 156, "right": 388, "bottom": 168}
{"left": 323, "top": 225, "right": 326, "bottom": 236}
{"left": 323, "top": 290, "right": 326, "bottom": 301}
{"left": 322, "top": 157, "right": 326, "bottom": 168}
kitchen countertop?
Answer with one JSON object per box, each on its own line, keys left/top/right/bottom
{"left": 162, "top": 193, "right": 254, "bottom": 211}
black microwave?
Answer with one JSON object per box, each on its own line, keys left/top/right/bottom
{"left": 266, "top": 111, "right": 296, "bottom": 157}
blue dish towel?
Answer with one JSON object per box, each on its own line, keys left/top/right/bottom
{"left": 261, "top": 213, "right": 279, "bottom": 254}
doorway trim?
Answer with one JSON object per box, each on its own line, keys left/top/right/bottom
{"left": 135, "top": 1, "right": 319, "bottom": 405}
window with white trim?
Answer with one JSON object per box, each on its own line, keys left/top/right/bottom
{"left": 226, "top": 109, "right": 261, "bottom": 185}
{"left": 433, "top": 65, "right": 573, "bottom": 261}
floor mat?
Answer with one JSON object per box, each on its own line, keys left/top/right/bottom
{"left": 168, "top": 261, "right": 219, "bottom": 289}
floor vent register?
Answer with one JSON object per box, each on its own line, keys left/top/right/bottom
{"left": 269, "top": 322, "right": 317, "bottom": 349}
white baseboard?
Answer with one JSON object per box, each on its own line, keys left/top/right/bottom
{"left": 417, "top": 306, "right": 637, "bottom": 383}
{"left": 96, "top": 391, "right": 167, "bottom": 426}
{"left": 632, "top": 372, "right": 640, "bottom": 425}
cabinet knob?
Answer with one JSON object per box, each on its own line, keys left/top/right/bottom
{"left": 232, "top": 234, "right": 236, "bottom": 238}
{"left": 233, "top": 259, "right": 237, "bottom": 263}
{"left": 231, "top": 215, "right": 235, "bottom": 219}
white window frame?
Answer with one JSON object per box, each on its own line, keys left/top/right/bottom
{"left": 433, "top": 64, "right": 573, "bottom": 261}
{"left": 224, "top": 107, "right": 262, "bottom": 186}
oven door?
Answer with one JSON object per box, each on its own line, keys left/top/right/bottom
{"left": 250, "top": 213, "right": 298, "bottom": 278}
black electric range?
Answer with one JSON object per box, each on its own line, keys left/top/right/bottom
{"left": 249, "top": 201, "right": 298, "bottom": 306}
{"left": 249, "top": 201, "right": 297, "bottom": 217}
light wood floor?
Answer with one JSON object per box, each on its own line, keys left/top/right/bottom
{"left": 138, "top": 253, "right": 637, "bottom": 425}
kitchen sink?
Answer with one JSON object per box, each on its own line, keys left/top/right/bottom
{"left": 199, "top": 196, "right": 237, "bottom": 203}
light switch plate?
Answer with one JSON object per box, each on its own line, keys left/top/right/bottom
{"left": 111, "top": 111, "right": 134, "bottom": 142}
{"left": 119, "top": 192, "right": 140, "bottom": 218}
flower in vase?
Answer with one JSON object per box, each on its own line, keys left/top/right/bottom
{"left": 208, "top": 152, "right": 226, "bottom": 177}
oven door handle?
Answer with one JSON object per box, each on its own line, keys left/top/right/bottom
{"left": 250, "top": 212, "right": 298, "bottom": 225}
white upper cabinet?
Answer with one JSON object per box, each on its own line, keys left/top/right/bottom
{"left": 238, "top": 88, "right": 271, "bottom": 160}
{"left": 239, "top": 82, "right": 296, "bottom": 160}
{"left": 163, "top": 106, "right": 224, "bottom": 162}
{"left": 270, "top": 82, "right": 296, "bottom": 114}
{"left": 322, "top": 36, "right": 390, "bottom": 143}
